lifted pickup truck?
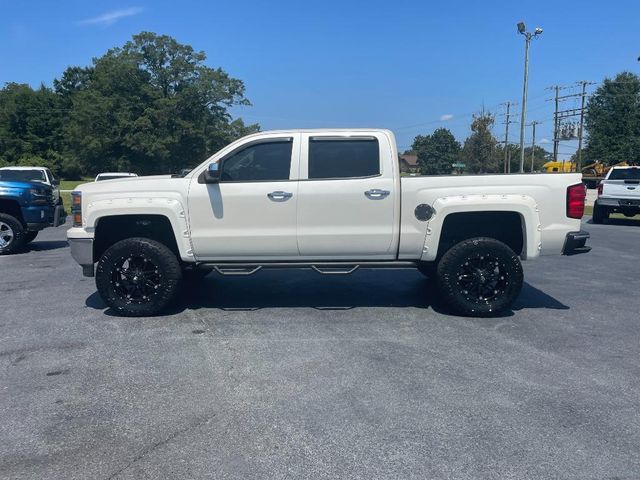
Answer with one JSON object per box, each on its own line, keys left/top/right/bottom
{"left": 593, "top": 166, "right": 640, "bottom": 223}
{"left": 67, "top": 129, "right": 590, "bottom": 317}
{"left": 0, "top": 169, "right": 66, "bottom": 254}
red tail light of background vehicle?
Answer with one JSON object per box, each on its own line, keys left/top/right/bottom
{"left": 567, "top": 183, "right": 586, "bottom": 219}
{"left": 597, "top": 182, "right": 603, "bottom": 196}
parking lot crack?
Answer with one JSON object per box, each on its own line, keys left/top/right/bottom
{"left": 105, "top": 412, "right": 216, "bottom": 479}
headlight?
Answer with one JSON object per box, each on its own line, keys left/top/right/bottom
{"left": 29, "top": 188, "right": 49, "bottom": 205}
{"left": 71, "top": 191, "right": 82, "bottom": 227}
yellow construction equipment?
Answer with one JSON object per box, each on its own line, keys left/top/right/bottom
{"left": 542, "top": 161, "right": 575, "bottom": 173}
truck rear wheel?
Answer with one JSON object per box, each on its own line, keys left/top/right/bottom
{"left": 436, "top": 237, "right": 523, "bottom": 317}
{"left": 0, "top": 213, "right": 26, "bottom": 255}
{"left": 592, "top": 202, "right": 608, "bottom": 224}
{"left": 95, "top": 237, "right": 183, "bottom": 317}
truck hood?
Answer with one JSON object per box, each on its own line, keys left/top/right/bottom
{"left": 75, "top": 175, "right": 181, "bottom": 195}
{"left": 0, "top": 179, "right": 52, "bottom": 191}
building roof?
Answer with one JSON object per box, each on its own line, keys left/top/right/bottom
{"left": 399, "top": 154, "right": 418, "bottom": 167}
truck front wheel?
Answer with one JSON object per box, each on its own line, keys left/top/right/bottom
{"left": 95, "top": 237, "right": 183, "bottom": 317}
{"left": 0, "top": 213, "right": 26, "bottom": 255}
{"left": 24, "top": 231, "right": 38, "bottom": 244}
{"left": 436, "top": 237, "right": 523, "bottom": 317}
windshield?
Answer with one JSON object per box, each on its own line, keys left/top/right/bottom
{"left": 0, "top": 169, "right": 46, "bottom": 183}
{"left": 608, "top": 168, "right": 640, "bottom": 181}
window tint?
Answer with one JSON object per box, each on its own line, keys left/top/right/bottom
{"left": 221, "top": 140, "right": 292, "bottom": 182}
{"left": 608, "top": 168, "right": 640, "bottom": 181}
{"left": 0, "top": 169, "right": 46, "bottom": 183}
{"left": 308, "top": 138, "right": 380, "bottom": 179}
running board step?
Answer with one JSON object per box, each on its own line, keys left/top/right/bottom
{"left": 199, "top": 261, "right": 417, "bottom": 276}
{"left": 311, "top": 265, "right": 359, "bottom": 275}
{"left": 213, "top": 266, "right": 262, "bottom": 276}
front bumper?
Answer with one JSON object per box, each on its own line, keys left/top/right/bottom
{"left": 562, "top": 230, "right": 591, "bottom": 256}
{"left": 24, "top": 205, "right": 66, "bottom": 231}
{"left": 69, "top": 237, "right": 95, "bottom": 277}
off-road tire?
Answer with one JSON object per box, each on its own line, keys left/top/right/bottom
{"left": 436, "top": 237, "right": 523, "bottom": 317}
{"left": 0, "top": 213, "right": 26, "bottom": 255}
{"left": 592, "top": 202, "right": 608, "bottom": 224}
{"left": 96, "top": 237, "right": 183, "bottom": 317}
{"left": 24, "top": 231, "right": 38, "bottom": 244}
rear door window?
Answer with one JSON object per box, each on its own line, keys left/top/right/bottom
{"left": 308, "top": 137, "right": 380, "bottom": 179}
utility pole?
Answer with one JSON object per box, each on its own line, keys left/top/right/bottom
{"left": 516, "top": 22, "right": 543, "bottom": 173}
{"left": 576, "top": 80, "right": 594, "bottom": 172}
{"left": 552, "top": 85, "right": 560, "bottom": 163}
{"left": 500, "top": 101, "right": 515, "bottom": 173}
{"left": 548, "top": 82, "right": 593, "bottom": 172}
{"left": 527, "top": 121, "right": 541, "bottom": 172}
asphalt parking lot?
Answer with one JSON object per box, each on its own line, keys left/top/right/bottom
{"left": 1, "top": 218, "right": 639, "bottom": 480}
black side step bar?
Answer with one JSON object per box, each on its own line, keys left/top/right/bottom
{"left": 198, "top": 261, "right": 418, "bottom": 276}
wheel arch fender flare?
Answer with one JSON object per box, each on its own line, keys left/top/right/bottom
{"left": 420, "top": 194, "right": 541, "bottom": 262}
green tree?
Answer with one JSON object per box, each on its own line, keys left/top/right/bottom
{"left": 461, "top": 111, "right": 499, "bottom": 173}
{"left": 411, "top": 128, "right": 461, "bottom": 175}
{"left": 62, "top": 32, "right": 259, "bottom": 175}
{"left": 584, "top": 72, "right": 640, "bottom": 165}
{"left": 495, "top": 143, "right": 550, "bottom": 173}
{"left": 0, "top": 83, "right": 66, "bottom": 173}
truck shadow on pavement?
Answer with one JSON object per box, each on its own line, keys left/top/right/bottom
{"left": 85, "top": 269, "right": 569, "bottom": 318}
{"left": 585, "top": 218, "right": 640, "bottom": 227}
{"left": 14, "top": 240, "right": 69, "bottom": 254}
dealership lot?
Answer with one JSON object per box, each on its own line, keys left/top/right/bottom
{"left": 1, "top": 219, "right": 639, "bottom": 479}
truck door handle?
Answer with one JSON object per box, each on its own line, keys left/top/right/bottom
{"left": 267, "top": 191, "right": 293, "bottom": 201}
{"left": 365, "top": 189, "right": 390, "bottom": 199}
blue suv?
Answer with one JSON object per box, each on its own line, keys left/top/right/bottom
{"left": 0, "top": 168, "right": 66, "bottom": 254}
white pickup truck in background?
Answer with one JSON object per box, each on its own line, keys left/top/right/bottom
{"left": 593, "top": 166, "right": 640, "bottom": 223}
{"left": 67, "top": 129, "right": 590, "bottom": 317}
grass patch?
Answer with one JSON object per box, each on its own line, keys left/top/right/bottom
{"left": 59, "top": 178, "right": 92, "bottom": 207}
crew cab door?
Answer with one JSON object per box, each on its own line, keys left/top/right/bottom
{"left": 296, "top": 132, "right": 399, "bottom": 259}
{"left": 188, "top": 134, "right": 301, "bottom": 260}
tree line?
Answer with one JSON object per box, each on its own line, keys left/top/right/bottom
{"left": 0, "top": 32, "right": 258, "bottom": 178}
{"left": 1, "top": 33, "right": 638, "bottom": 179}
{"left": 409, "top": 71, "right": 640, "bottom": 175}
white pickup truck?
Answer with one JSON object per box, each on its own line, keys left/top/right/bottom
{"left": 67, "top": 129, "right": 590, "bottom": 317}
{"left": 593, "top": 166, "right": 640, "bottom": 223}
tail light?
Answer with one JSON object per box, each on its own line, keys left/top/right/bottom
{"left": 567, "top": 183, "right": 586, "bottom": 219}
{"left": 71, "top": 191, "right": 82, "bottom": 227}
{"left": 597, "top": 182, "right": 603, "bottom": 196}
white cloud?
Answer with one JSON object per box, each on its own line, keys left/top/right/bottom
{"left": 78, "top": 7, "right": 143, "bottom": 27}
{"left": 539, "top": 138, "right": 551, "bottom": 144}
{"left": 440, "top": 114, "right": 454, "bottom": 121}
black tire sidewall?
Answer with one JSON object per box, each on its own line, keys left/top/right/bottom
{"left": 0, "top": 213, "right": 26, "bottom": 255}
{"left": 96, "top": 237, "right": 182, "bottom": 316}
{"left": 436, "top": 237, "right": 524, "bottom": 317}
{"left": 24, "top": 231, "right": 38, "bottom": 244}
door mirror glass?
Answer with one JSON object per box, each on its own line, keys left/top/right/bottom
{"left": 202, "top": 163, "right": 221, "bottom": 183}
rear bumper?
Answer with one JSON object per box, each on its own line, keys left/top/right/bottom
{"left": 597, "top": 197, "right": 640, "bottom": 208}
{"left": 69, "top": 237, "right": 95, "bottom": 277}
{"left": 562, "top": 230, "right": 591, "bottom": 256}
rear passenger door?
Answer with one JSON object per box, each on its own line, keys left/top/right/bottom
{"left": 296, "top": 133, "right": 397, "bottom": 259}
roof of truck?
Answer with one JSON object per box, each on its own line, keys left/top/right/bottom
{"left": 0, "top": 166, "right": 47, "bottom": 170}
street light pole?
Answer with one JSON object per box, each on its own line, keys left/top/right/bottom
{"left": 516, "top": 22, "right": 542, "bottom": 173}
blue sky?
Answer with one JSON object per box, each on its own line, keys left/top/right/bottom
{"left": 2, "top": 0, "right": 639, "bottom": 158}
